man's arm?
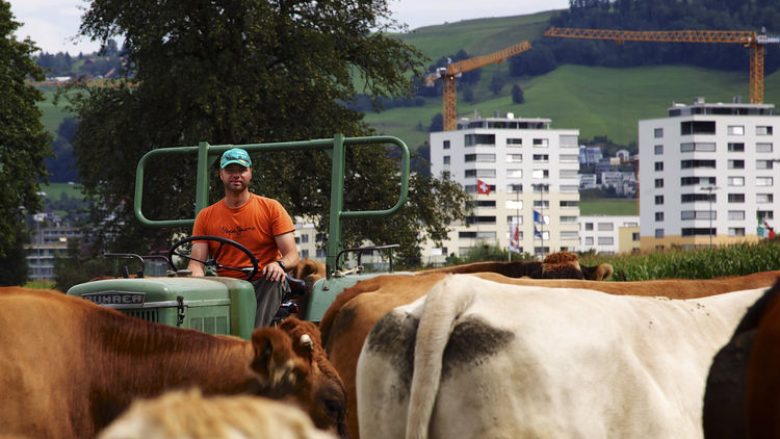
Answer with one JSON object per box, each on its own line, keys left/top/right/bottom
{"left": 262, "top": 232, "right": 300, "bottom": 282}
{"left": 187, "top": 242, "right": 209, "bottom": 276}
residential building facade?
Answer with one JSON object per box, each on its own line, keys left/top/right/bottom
{"left": 638, "top": 98, "right": 780, "bottom": 251}
{"left": 579, "top": 215, "right": 640, "bottom": 255}
{"left": 429, "top": 113, "right": 581, "bottom": 258}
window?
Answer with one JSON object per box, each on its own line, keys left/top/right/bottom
{"left": 654, "top": 144, "right": 664, "bottom": 155}
{"left": 560, "top": 135, "right": 578, "bottom": 147}
{"left": 532, "top": 169, "right": 549, "bottom": 179}
{"left": 301, "top": 234, "right": 309, "bottom": 243}
{"left": 682, "top": 228, "right": 716, "bottom": 236}
{"left": 300, "top": 249, "right": 309, "bottom": 258}
{"left": 728, "top": 125, "right": 745, "bottom": 135}
{"left": 680, "top": 142, "right": 716, "bottom": 152}
{"left": 443, "top": 140, "right": 451, "bottom": 149}
{"left": 560, "top": 154, "right": 579, "bottom": 163}
{"left": 533, "top": 138, "right": 549, "bottom": 147}
{"left": 506, "top": 154, "right": 522, "bottom": 163}
{"left": 585, "top": 222, "right": 594, "bottom": 231}
{"left": 758, "top": 210, "right": 775, "bottom": 221}
{"left": 681, "top": 210, "right": 715, "bottom": 220}
{"left": 654, "top": 128, "right": 664, "bottom": 138}
{"left": 632, "top": 232, "right": 640, "bottom": 241}
{"left": 655, "top": 212, "right": 664, "bottom": 221}
{"left": 465, "top": 215, "right": 497, "bottom": 225}
{"left": 729, "top": 228, "right": 746, "bottom": 237}
{"left": 465, "top": 153, "right": 496, "bottom": 162}
{"left": 469, "top": 200, "right": 496, "bottom": 208}
{"left": 728, "top": 211, "right": 746, "bottom": 220}
{"left": 681, "top": 176, "right": 716, "bottom": 186}
{"left": 757, "top": 193, "right": 774, "bottom": 204}
{"left": 728, "top": 160, "right": 744, "bottom": 169}
{"left": 655, "top": 178, "right": 664, "bottom": 188}
{"left": 682, "top": 193, "right": 715, "bottom": 203}
{"left": 560, "top": 216, "right": 577, "bottom": 223}
{"left": 598, "top": 237, "right": 614, "bottom": 245}
{"left": 655, "top": 229, "right": 665, "bottom": 238}
{"left": 443, "top": 156, "right": 450, "bottom": 165}
{"left": 316, "top": 248, "right": 327, "bottom": 258}
{"left": 559, "top": 200, "right": 579, "bottom": 208}
{"left": 655, "top": 162, "right": 664, "bottom": 171}
{"left": 560, "top": 169, "right": 579, "bottom": 178}
{"left": 465, "top": 134, "right": 496, "bottom": 146}
{"left": 681, "top": 159, "right": 716, "bottom": 169}
{"left": 465, "top": 169, "right": 496, "bottom": 178}
{"left": 533, "top": 154, "right": 549, "bottom": 162}
{"left": 507, "top": 184, "right": 522, "bottom": 193}
{"left": 506, "top": 215, "right": 523, "bottom": 224}
{"left": 561, "top": 231, "right": 579, "bottom": 240}
{"left": 756, "top": 177, "right": 774, "bottom": 186}
{"left": 681, "top": 121, "right": 716, "bottom": 135}
{"left": 585, "top": 237, "right": 594, "bottom": 245}
{"left": 727, "top": 143, "right": 745, "bottom": 152}
{"left": 561, "top": 185, "right": 579, "bottom": 192}
{"left": 728, "top": 193, "right": 745, "bottom": 203}
{"left": 728, "top": 176, "right": 745, "bottom": 186}
{"left": 756, "top": 125, "right": 774, "bottom": 135}
{"left": 655, "top": 195, "right": 664, "bottom": 205}
{"left": 757, "top": 160, "right": 775, "bottom": 170}
{"left": 507, "top": 169, "right": 522, "bottom": 178}
{"left": 597, "top": 222, "right": 614, "bottom": 231}
{"left": 756, "top": 143, "right": 773, "bottom": 153}
{"left": 507, "top": 138, "right": 522, "bottom": 146}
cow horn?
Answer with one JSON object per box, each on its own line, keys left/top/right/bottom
{"left": 300, "top": 334, "right": 313, "bottom": 349}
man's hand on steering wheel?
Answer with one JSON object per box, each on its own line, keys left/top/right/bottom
{"left": 262, "top": 260, "right": 287, "bottom": 282}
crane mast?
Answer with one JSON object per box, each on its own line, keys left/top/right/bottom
{"left": 426, "top": 41, "right": 532, "bottom": 131}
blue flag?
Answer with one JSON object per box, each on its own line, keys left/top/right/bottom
{"left": 533, "top": 210, "right": 542, "bottom": 224}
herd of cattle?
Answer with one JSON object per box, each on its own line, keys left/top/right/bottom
{"left": 3, "top": 252, "right": 780, "bottom": 438}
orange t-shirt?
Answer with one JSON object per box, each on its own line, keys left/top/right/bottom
{"left": 192, "top": 194, "right": 295, "bottom": 279}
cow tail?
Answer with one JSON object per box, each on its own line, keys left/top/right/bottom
{"left": 405, "top": 275, "right": 475, "bottom": 439}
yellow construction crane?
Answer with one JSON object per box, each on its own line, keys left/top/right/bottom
{"left": 426, "top": 41, "right": 532, "bottom": 131}
{"left": 544, "top": 27, "right": 780, "bottom": 104}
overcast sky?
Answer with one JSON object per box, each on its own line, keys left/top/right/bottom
{"left": 7, "top": 0, "right": 569, "bottom": 54}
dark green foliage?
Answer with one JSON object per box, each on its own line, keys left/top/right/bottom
{"left": 65, "top": 0, "right": 469, "bottom": 262}
{"left": 46, "top": 117, "right": 79, "bottom": 182}
{"left": 489, "top": 71, "right": 505, "bottom": 96}
{"left": 0, "top": 1, "right": 51, "bottom": 283}
{"left": 515, "top": 0, "right": 780, "bottom": 77}
{"left": 0, "top": 233, "right": 29, "bottom": 286}
{"left": 428, "top": 113, "right": 443, "bottom": 132}
{"left": 511, "top": 84, "right": 525, "bottom": 104}
{"left": 54, "top": 239, "right": 112, "bottom": 291}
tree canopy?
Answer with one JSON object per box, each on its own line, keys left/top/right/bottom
{"left": 0, "top": 0, "right": 51, "bottom": 285}
{"left": 67, "top": 0, "right": 469, "bottom": 264}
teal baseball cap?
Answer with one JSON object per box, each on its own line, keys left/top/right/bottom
{"left": 220, "top": 148, "right": 252, "bottom": 169}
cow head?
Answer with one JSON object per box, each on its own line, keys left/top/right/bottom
{"left": 250, "top": 318, "right": 348, "bottom": 438}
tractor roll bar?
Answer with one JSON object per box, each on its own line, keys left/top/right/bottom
{"left": 134, "top": 134, "right": 410, "bottom": 277}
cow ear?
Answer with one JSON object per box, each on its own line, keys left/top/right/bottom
{"left": 250, "top": 328, "right": 304, "bottom": 391}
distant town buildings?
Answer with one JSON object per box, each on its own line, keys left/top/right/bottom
{"left": 26, "top": 212, "right": 82, "bottom": 281}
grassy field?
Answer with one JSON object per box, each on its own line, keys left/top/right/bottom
{"left": 40, "top": 182, "right": 85, "bottom": 200}
{"left": 579, "top": 198, "right": 638, "bottom": 216}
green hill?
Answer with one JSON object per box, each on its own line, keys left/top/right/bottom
{"left": 367, "top": 10, "right": 780, "bottom": 149}
{"left": 36, "top": 10, "right": 780, "bottom": 154}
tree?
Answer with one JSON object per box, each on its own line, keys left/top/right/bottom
{"left": 511, "top": 84, "right": 525, "bottom": 104}
{"left": 489, "top": 71, "right": 506, "bottom": 96}
{"left": 67, "top": 0, "right": 469, "bottom": 264}
{"left": 0, "top": 1, "right": 51, "bottom": 285}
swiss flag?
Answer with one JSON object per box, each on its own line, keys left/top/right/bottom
{"left": 477, "top": 179, "right": 491, "bottom": 195}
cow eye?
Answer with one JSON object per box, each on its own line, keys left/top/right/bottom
{"left": 323, "top": 398, "right": 344, "bottom": 418}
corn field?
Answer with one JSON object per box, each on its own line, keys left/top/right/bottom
{"left": 579, "top": 240, "right": 780, "bottom": 281}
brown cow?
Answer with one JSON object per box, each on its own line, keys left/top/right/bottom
{"left": 321, "top": 270, "right": 780, "bottom": 439}
{"left": 0, "top": 288, "right": 346, "bottom": 439}
{"left": 417, "top": 251, "right": 614, "bottom": 281}
{"left": 99, "top": 389, "right": 336, "bottom": 439}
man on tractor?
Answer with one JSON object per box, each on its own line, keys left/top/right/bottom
{"left": 187, "top": 148, "right": 300, "bottom": 327}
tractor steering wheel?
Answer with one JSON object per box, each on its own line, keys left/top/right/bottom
{"left": 168, "top": 235, "right": 259, "bottom": 281}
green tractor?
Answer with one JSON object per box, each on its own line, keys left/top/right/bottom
{"left": 67, "top": 135, "right": 410, "bottom": 339}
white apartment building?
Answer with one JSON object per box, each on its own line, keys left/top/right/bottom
{"left": 429, "top": 113, "right": 581, "bottom": 259}
{"left": 638, "top": 98, "right": 780, "bottom": 251}
{"left": 579, "top": 215, "right": 640, "bottom": 255}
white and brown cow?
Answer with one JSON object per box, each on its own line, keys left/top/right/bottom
{"left": 356, "top": 275, "right": 768, "bottom": 439}
{"left": 0, "top": 287, "right": 346, "bottom": 439}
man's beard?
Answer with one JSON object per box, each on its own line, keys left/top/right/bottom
{"left": 225, "top": 181, "right": 247, "bottom": 193}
